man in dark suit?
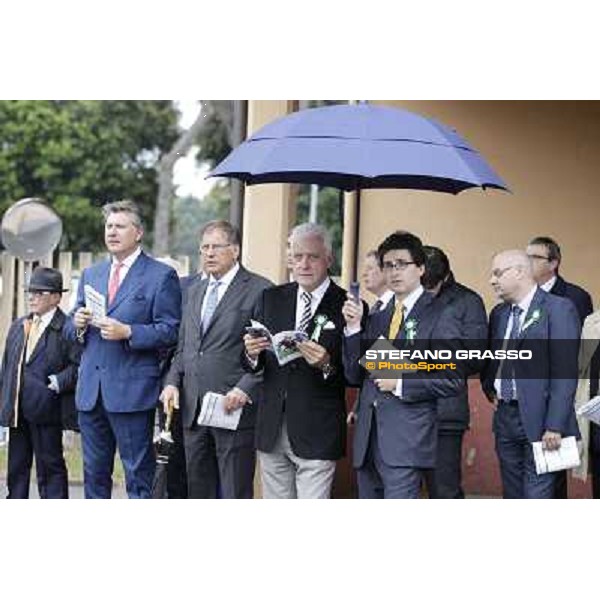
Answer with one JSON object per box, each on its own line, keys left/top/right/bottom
{"left": 0, "top": 267, "right": 81, "bottom": 498}
{"left": 66, "top": 200, "right": 181, "bottom": 499}
{"left": 244, "top": 223, "right": 360, "bottom": 499}
{"left": 482, "top": 250, "right": 580, "bottom": 499}
{"left": 342, "top": 232, "right": 464, "bottom": 499}
{"left": 421, "top": 246, "right": 488, "bottom": 499}
{"left": 162, "top": 220, "right": 272, "bottom": 499}
{"left": 526, "top": 235, "right": 592, "bottom": 498}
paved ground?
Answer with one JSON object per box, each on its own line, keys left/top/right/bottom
{"left": 0, "top": 479, "right": 127, "bottom": 499}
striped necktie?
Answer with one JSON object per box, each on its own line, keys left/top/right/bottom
{"left": 298, "top": 291, "right": 313, "bottom": 331}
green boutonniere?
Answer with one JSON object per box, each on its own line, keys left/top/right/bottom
{"left": 405, "top": 318, "right": 418, "bottom": 344}
{"left": 521, "top": 308, "right": 542, "bottom": 332}
{"left": 311, "top": 314, "right": 329, "bottom": 342}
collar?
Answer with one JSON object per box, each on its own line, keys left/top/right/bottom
{"left": 379, "top": 289, "right": 395, "bottom": 308}
{"left": 514, "top": 285, "right": 538, "bottom": 315}
{"left": 34, "top": 307, "right": 58, "bottom": 329}
{"left": 396, "top": 285, "right": 424, "bottom": 315}
{"left": 209, "top": 262, "right": 239, "bottom": 287}
{"left": 540, "top": 275, "right": 557, "bottom": 293}
{"left": 298, "top": 277, "right": 331, "bottom": 305}
{"left": 112, "top": 246, "right": 142, "bottom": 268}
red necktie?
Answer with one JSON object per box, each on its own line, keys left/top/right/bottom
{"left": 108, "top": 262, "right": 124, "bottom": 305}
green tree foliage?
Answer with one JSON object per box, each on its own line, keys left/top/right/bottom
{"left": 0, "top": 100, "right": 179, "bottom": 252}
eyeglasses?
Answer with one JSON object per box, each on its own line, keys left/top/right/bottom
{"left": 527, "top": 253, "right": 551, "bottom": 262}
{"left": 28, "top": 290, "right": 53, "bottom": 298}
{"left": 490, "top": 265, "right": 518, "bottom": 279}
{"left": 200, "top": 243, "right": 232, "bottom": 254}
{"left": 382, "top": 260, "right": 416, "bottom": 272}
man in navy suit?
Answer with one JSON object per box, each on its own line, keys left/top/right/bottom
{"left": 342, "top": 232, "right": 464, "bottom": 499}
{"left": 482, "top": 250, "right": 580, "bottom": 499}
{"left": 66, "top": 200, "right": 181, "bottom": 499}
{"left": 526, "top": 236, "right": 593, "bottom": 498}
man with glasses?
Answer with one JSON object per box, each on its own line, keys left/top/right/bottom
{"left": 526, "top": 236, "right": 592, "bottom": 499}
{"left": 526, "top": 236, "right": 592, "bottom": 325}
{"left": 482, "top": 250, "right": 580, "bottom": 498}
{"left": 342, "top": 231, "right": 464, "bottom": 499}
{"left": 162, "top": 220, "right": 272, "bottom": 498}
{"left": 0, "top": 267, "right": 81, "bottom": 498}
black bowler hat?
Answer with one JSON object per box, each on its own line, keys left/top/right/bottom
{"left": 24, "top": 267, "right": 69, "bottom": 293}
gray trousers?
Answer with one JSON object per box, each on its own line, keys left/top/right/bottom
{"left": 258, "top": 421, "right": 336, "bottom": 499}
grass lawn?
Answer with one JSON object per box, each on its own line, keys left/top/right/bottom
{"left": 0, "top": 431, "right": 125, "bottom": 486}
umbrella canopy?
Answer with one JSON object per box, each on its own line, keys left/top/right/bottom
{"left": 210, "top": 103, "right": 509, "bottom": 194}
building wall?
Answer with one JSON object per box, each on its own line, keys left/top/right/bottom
{"left": 360, "top": 100, "right": 600, "bottom": 310}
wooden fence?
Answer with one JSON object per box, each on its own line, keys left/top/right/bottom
{"left": 0, "top": 251, "right": 190, "bottom": 355}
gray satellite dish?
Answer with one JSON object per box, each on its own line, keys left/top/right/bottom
{"left": 1, "top": 197, "right": 63, "bottom": 261}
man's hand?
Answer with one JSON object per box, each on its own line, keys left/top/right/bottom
{"left": 160, "top": 385, "right": 180, "bottom": 411}
{"left": 224, "top": 387, "right": 251, "bottom": 414}
{"left": 342, "top": 294, "right": 363, "bottom": 330}
{"left": 296, "top": 340, "right": 330, "bottom": 369}
{"left": 74, "top": 307, "right": 93, "bottom": 330}
{"left": 542, "top": 430, "right": 562, "bottom": 451}
{"left": 98, "top": 317, "right": 132, "bottom": 341}
{"left": 374, "top": 378, "right": 399, "bottom": 393}
{"left": 244, "top": 334, "right": 271, "bottom": 360}
{"left": 346, "top": 411, "right": 357, "bottom": 426}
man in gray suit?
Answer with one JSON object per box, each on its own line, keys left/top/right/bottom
{"left": 161, "top": 220, "right": 272, "bottom": 498}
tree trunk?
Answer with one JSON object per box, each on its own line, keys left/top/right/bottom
{"left": 152, "top": 103, "right": 209, "bottom": 256}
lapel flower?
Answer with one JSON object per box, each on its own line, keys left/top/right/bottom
{"left": 521, "top": 308, "right": 542, "bottom": 333}
{"left": 311, "top": 314, "right": 329, "bottom": 342}
{"left": 405, "top": 318, "right": 418, "bottom": 344}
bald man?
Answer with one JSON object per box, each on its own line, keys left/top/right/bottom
{"left": 481, "top": 250, "right": 581, "bottom": 499}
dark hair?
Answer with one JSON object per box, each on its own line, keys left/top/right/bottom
{"left": 377, "top": 231, "right": 426, "bottom": 268}
{"left": 422, "top": 246, "right": 450, "bottom": 290}
{"left": 200, "top": 220, "right": 241, "bottom": 247}
{"left": 529, "top": 236, "right": 561, "bottom": 265}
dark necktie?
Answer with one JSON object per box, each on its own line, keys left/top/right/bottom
{"left": 499, "top": 305, "right": 523, "bottom": 401}
{"left": 369, "top": 299, "right": 384, "bottom": 315}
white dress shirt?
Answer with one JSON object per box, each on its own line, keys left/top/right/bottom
{"left": 493, "top": 284, "right": 538, "bottom": 398}
{"left": 540, "top": 276, "right": 557, "bottom": 293}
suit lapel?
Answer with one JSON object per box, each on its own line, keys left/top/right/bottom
{"left": 190, "top": 278, "right": 209, "bottom": 333}
{"left": 397, "top": 291, "right": 431, "bottom": 343}
{"left": 26, "top": 309, "right": 65, "bottom": 365}
{"left": 108, "top": 253, "right": 147, "bottom": 314}
{"left": 517, "top": 287, "right": 545, "bottom": 347}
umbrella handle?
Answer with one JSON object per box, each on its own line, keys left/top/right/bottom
{"left": 164, "top": 402, "right": 174, "bottom": 433}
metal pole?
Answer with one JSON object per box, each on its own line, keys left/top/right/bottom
{"left": 309, "top": 184, "right": 319, "bottom": 223}
{"left": 230, "top": 100, "right": 248, "bottom": 238}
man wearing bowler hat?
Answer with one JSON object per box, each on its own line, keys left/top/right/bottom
{"left": 0, "top": 267, "right": 81, "bottom": 498}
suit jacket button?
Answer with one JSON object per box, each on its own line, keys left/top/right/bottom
{"left": 373, "top": 400, "right": 378, "bottom": 408}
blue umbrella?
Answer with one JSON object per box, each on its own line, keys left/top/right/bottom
{"left": 210, "top": 103, "right": 509, "bottom": 194}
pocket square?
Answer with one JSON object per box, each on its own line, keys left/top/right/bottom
{"left": 323, "top": 321, "right": 336, "bottom": 330}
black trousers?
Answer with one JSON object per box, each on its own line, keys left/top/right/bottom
{"left": 7, "top": 417, "right": 68, "bottom": 499}
{"left": 183, "top": 424, "right": 255, "bottom": 499}
{"left": 424, "top": 429, "right": 465, "bottom": 499}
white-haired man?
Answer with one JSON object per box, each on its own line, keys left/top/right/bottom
{"left": 244, "top": 223, "right": 366, "bottom": 499}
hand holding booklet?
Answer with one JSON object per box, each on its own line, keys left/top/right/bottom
{"left": 246, "top": 319, "right": 309, "bottom": 366}
{"left": 197, "top": 392, "right": 242, "bottom": 430}
{"left": 84, "top": 284, "right": 106, "bottom": 326}
{"left": 532, "top": 436, "right": 581, "bottom": 475}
